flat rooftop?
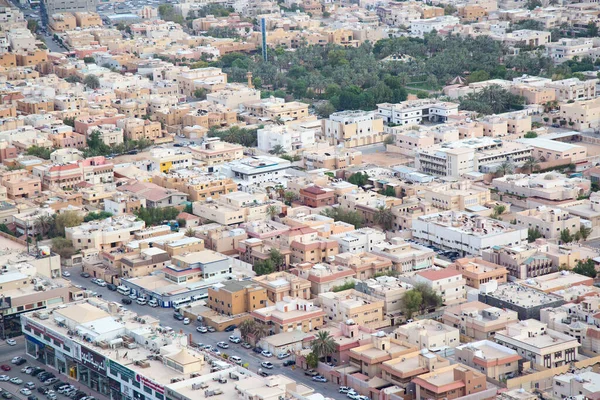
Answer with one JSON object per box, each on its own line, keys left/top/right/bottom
{"left": 486, "top": 283, "right": 564, "bottom": 308}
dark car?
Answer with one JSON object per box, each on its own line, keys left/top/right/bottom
{"left": 52, "top": 383, "right": 65, "bottom": 391}
{"left": 73, "top": 393, "right": 87, "bottom": 400}
{"left": 15, "top": 359, "right": 26, "bottom": 366}
{"left": 253, "top": 347, "right": 263, "bottom": 354}
{"left": 107, "top": 284, "right": 117, "bottom": 291}
{"left": 224, "top": 325, "right": 237, "bottom": 332}
{"left": 282, "top": 360, "right": 295, "bottom": 367}
{"left": 28, "top": 396, "right": 38, "bottom": 400}
{"left": 121, "top": 298, "right": 132, "bottom": 305}
{"left": 173, "top": 313, "right": 184, "bottom": 321}
{"left": 31, "top": 369, "right": 45, "bottom": 377}
{"left": 2, "top": 393, "right": 13, "bottom": 399}
{"left": 80, "top": 272, "right": 90, "bottom": 278}
{"left": 257, "top": 371, "right": 270, "bottom": 377}
{"left": 37, "top": 388, "right": 48, "bottom": 395}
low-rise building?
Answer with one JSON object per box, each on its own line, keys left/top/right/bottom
{"left": 331, "top": 228, "right": 386, "bottom": 254}
{"left": 348, "top": 332, "right": 418, "bottom": 378}
{"left": 252, "top": 271, "right": 311, "bottom": 303}
{"left": 380, "top": 347, "right": 450, "bottom": 388}
{"left": 394, "top": 319, "right": 460, "bottom": 350}
{"left": 251, "top": 297, "right": 325, "bottom": 334}
{"left": 371, "top": 238, "right": 435, "bottom": 272}
{"left": 189, "top": 138, "right": 244, "bottom": 166}
{"left": 455, "top": 340, "right": 521, "bottom": 381}
{"left": 65, "top": 215, "right": 145, "bottom": 250}
{"left": 412, "top": 364, "right": 491, "bottom": 400}
{"left": 443, "top": 301, "right": 519, "bottom": 341}
{"left": 319, "top": 289, "right": 386, "bottom": 328}
{"left": 207, "top": 280, "right": 268, "bottom": 316}
{"left": 119, "top": 247, "right": 171, "bottom": 278}
{"left": 452, "top": 257, "right": 508, "bottom": 289}
{"left": 415, "top": 268, "right": 466, "bottom": 305}
{"left": 355, "top": 276, "right": 413, "bottom": 315}
{"left": 377, "top": 100, "right": 459, "bottom": 125}
{"left": 322, "top": 110, "right": 385, "bottom": 148}
{"left": 478, "top": 283, "right": 565, "bottom": 320}
{"left": 494, "top": 319, "right": 580, "bottom": 368}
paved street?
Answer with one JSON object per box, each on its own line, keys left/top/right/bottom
{"left": 64, "top": 267, "right": 346, "bottom": 400}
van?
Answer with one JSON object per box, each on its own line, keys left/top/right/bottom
{"left": 117, "top": 286, "right": 130, "bottom": 295}
{"left": 148, "top": 299, "right": 158, "bottom": 307}
{"left": 136, "top": 298, "right": 147, "bottom": 305}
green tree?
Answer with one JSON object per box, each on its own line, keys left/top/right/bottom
{"left": 83, "top": 56, "right": 95, "bottom": 64}
{"left": 185, "top": 227, "right": 195, "bottom": 237}
{"left": 65, "top": 75, "right": 82, "bottom": 84}
{"left": 283, "top": 191, "right": 298, "bottom": 205}
{"left": 134, "top": 206, "right": 180, "bottom": 226}
{"left": 320, "top": 208, "right": 364, "bottom": 228}
{"left": 83, "top": 211, "right": 113, "bottom": 222}
{"left": 382, "top": 186, "right": 396, "bottom": 197}
{"left": 460, "top": 85, "right": 525, "bottom": 115}
{"left": 579, "top": 225, "right": 593, "bottom": 241}
{"left": 266, "top": 205, "right": 278, "bottom": 220}
{"left": 193, "top": 88, "right": 207, "bottom": 99}
{"left": 305, "top": 352, "right": 319, "bottom": 369}
{"left": 26, "top": 145, "right": 53, "bottom": 160}
{"left": 528, "top": 227, "right": 543, "bottom": 242}
{"left": 332, "top": 281, "right": 355, "bottom": 292}
{"left": 400, "top": 289, "right": 422, "bottom": 319}
{"left": 383, "top": 135, "right": 395, "bottom": 145}
{"left": 587, "top": 22, "right": 599, "bottom": 37}
{"left": 269, "top": 145, "right": 285, "bottom": 155}
{"left": 51, "top": 237, "right": 76, "bottom": 259}
{"left": 573, "top": 258, "right": 597, "bottom": 278}
{"left": 496, "top": 160, "right": 515, "bottom": 177}
{"left": 525, "top": 0, "right": 542, "bottom": 10}
{"left": 53, "top": 211, "right": 83, "bottom": 237}
{"left": 254, "top": 259, "right": 275, "bottom": 276}
{"left": 268, "top": 248, "right": 284, "bottom": 270}
{"left": 311, "top": 331, "right": 336, "bottom": 361}
{"left": 34, "top": 215, "right": 54, "bottom": 238}
{"left": 63, "top": 116, "right": 76, "bottom": 127}
{"left": 347, "top": 172, "right": 369, "bottom": 187}
{"left": 524, "top": 131, "right": 538, "bottom": 138}
{"left": 238, "top": 319, "right": 256, "bottom": 342}
{"left": 560, "top": 229, "right": 574, "bottom": 243}
{"left": 27, "top": 19, "right": 38, "bottom": 33}
{"left": 523, "top": 156, "right": 540, "bottom": 174}
{"left": 83, "top": 74, "right": 100, "bottom": 89}
{"left": 467, "top": 70, "right": 490, "bottom": 84}
{"left": 374, "top": 206, "right": 394, "bottom": 231}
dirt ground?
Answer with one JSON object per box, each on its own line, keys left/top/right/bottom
{"left": 362, "top": 152, "right": 413, "bottom": 168}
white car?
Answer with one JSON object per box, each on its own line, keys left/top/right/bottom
{"left": 0, "top": 375, "right": 9, "bottom": 381}
{"left": 95, "top": 279, "right": 107, "bottom": 287}
{"left": 183, "top": 318, "right": 190, "bottom": 325}
{"left": 196, "top": 326, "right": 207, "bottom": 333}
{"left": 11, "top": 357, "right": 22, "bottom": 364}
{"left": 229, "top": 356, "right": 242, "bottom": 365}
{"left": 6, "top": 339, "right": 16, "bottom": 346}
{"left": 19, "top": 389, "right": 32, "bottom": 396}
{"left": 261, "top": 350, "right": 273, "bottom": 357}
{"left": 216, "top": 341, "right": 229, "bottom": 349}
{"left": 10, "top": 377, "right": 23, "bottom": 384}
{"left": 61, "top": 271, "right": 71, "bottom": 277}
{"left": 228, "top": 335, "right": 241, "bottom": 343}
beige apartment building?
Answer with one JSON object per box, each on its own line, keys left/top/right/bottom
{"left": 65, "top": 215, "right": 146, "bottom": 250}
{"left": 208, "top": 280, "right": 268, "bottom": 316}
{"left": 420, "top": 181, "right": 490, "bottom": 211}
{"left": 0, "top": 169, "right": 42, "bottom": 199}
{"left": 348, "top": 333, "right": 418, "bottom": 378}
{"left": 152, "top": 171, "right": 237, "bottom": 202}
{"left": 49, "top": 12, "right": 76, "bottom": 31}
{"left": 495, "top": 320, "right": 579, "bottom": 368}
{"left": 381, "top": 348, "right": 450, "bottom": 388}
{"left": 455, "top": 340, "right": 521, "bottom": 381}
{"left": 177, "top": 68, "right": 227, "bottom": 97}
{"left": 547, "top": 78, "right": 597, "bottom": 102}
{"left": 190, "top": 138, "right": 244, "bottom": 166}
{"left": 559, "top": 97, "right": 600, "bottom": 131}
{"left": 302, "top": 148, "right": 363, "bottom": 170}
{"left": 318, "top": 289, "right": 385, "bottom": 328}
{"left": 73, "top": 11, "right": 102, "bottom": 27}
{"left": 116, "top": 118, "right": 165, "bottom": 142}
{"left": 394, "top": 320, "right": 460, "bottom": 349}
{"left": 252, "top": 271, "right": 311, "bottom": 303}
{"left": 192, "top": 192, "right": 275, "bottom": 225}
{"left": 119, "top": 247, "right": 171, "bottom": 278}
{"left": 452, "top": 257, "right": 508, "bottom": 289}
{"left": 442, "top": 301, "right": 519, "bottom": 340}
{"left": 322, "top": 110, "right": 385, "bottom": 148}
{"left": 242, "top": 98, "right": 309, "bottom": 122}
{"left": 515, "top": 207, "right": 580, "bottom": 240}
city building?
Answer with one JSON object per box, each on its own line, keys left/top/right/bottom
{"left": 455, "top": 340, "right": 521, "bottom": 381}
{"left": 252, "top": 271, "right": 311, "bottom": 303}
{"left": 251, "top": 297, "right": 326, "bottom": 334}
{"left": 321, "top": 110, "right": 385, "bottom": 148}
{"left": 377, "top": 100, "right": 459, "bottom": 125}
{"left": 415, "top": 268, "right": 466, "bottom": 305}
{"left": 318, "top": 289, "right": 386, "bottom": 328}
{"left": 442, "top": 301, "right": 519, "bottom": 341}
{"left": 207, "top": 280, "right": 268, "bottom": 316}
{"left": 394, "top": 319, "right": 460, "bottom": 350}
{"left": 65, "top": 215, "right": 146, "bottom": 251}
{"left": 478, "top": 283, "right": 565, "bottom": 320}
{"left": 452, "top": 257, "right": 508, "bottom": 289}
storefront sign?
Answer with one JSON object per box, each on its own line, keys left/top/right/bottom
{"left": 135, "top": 375, "right": 164, "bottom": 394}
{"left": 108, "top": 360, "right": 135, "bottom": 381}
{"left": 81, "top": 347, "right": 107, "bottom": 375}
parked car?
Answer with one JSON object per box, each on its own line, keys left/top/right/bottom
{"left": 27, "top": 396, "right": 38, "bottom": 400}
{"left": 11, "top": 357, "right": 24, "bottom": 364}
{"left": 22, "top": 367, "right": 33, "bottom": 374}
{"left": 228, "top": 336, "right": 241, "bottom": 343}
{"left": 216, "top": 342, "right": 228, "bottom": 349}
{"left": 258, "top": 371, "right": 270, "bottom": 377}
{"left": 202, "top": 345, "right": 212, "bottom": 351}
{"left": 128, "top": 293, "right": 137, "bottom": 300}
{"left": 26, "top": 382, "right": 36, "bottom": 390}
{"left": 224, "top": 325, "right": 237, "bottom": 332}
{"left": 241, "top": 342, "right": 252, "bottom": 349}
{"left": 229, "top": 356, "right": 242, "bottom": 365}
{"left": 136, "top": 298, "right": 147, "bottom": 305}
{"left": 0, "top": 376, "right": 10, "bottom": 382}
{"left": 95, "top": 279, "right": 107, "bottom": 287}
{"left": 80, "top": 272, "right": 90, "bottom": 278}
{"left": 282, "top": 360, "right": 295, "bottom": 367}
{"left": 276, "top": 352, "right": 290, "bottom": 359}
{"left": 173, "top": 313, "right": 184, "bottom": 321}
{"left": 253, "top": 347, "right": 263, "bottom": 354}
{"left": 121, "top": 298, "right": 132, "bottom": 305}
{"left": 312, "top": 376, "right": 327, "bottom": 383}
{"left": 182, "top": 318, "right": 190, "bottom": 325}
{"left": 44, "top": 378, "right": 58, "bottom": 386}
{"left": 37, "top": 388, "right": 48, "bottom": 395}
{"left": 6, "top": 339, "right": 16, "bottom": 346}
{"left": 339, "top": 387, "right": 350, "bottom": 394}
{"left": 260, "top": 361, "right": 274, "bottom": 369}
{"left": 207, "top": 326, "right": 216, "bottom": 333}
{"left": 30, "top": 368, "right": 45, "bottom": 376}
{"left": 61, "top": 271, "right": 70, "bottom": 277}
{"left": 20, "top": 389, "right": 32, "bottom": 396}
{"left": 347, "top": 392, "right": 360, "bottom": 400}
{"left": 0, "top": 365, "right": 10, "bottom": 371}
{"left": 260, "top": 350, "right": 272, "bottom": 357}
{"left": 2, "top": 392, "right": 13, "bottom": 399}
{"left": 196, "top": 326, "right": 207, "bottom": 333}
{"left": 10, "top": 377, "right": 24, "bottom": 384}
{"left": 304, "top": 370, "right": 318, "bottom": 377}
{"left": 14, "top": 359, "right": 26, "bottom": 366}
{"left": 107, "top": 284, "right": 117, "bottom": 291}
{"left": 147, "top": 299, "right": 158, "bottom": 307}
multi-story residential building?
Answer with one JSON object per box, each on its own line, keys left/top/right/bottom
{"left": 415, "top": 268, "right": 466, "bottom": 305}
{"left": 87, "top": 124, "right": 124, "bottom": 147}
{"left": 413, "top": 364, "right": 491, "bottom": 400}
{"left": 547, "top": 77, "right": 597, "bottom": 101}
{"left": 546, "top": 38, "right": 594, "bottom": 63}
{"left": 348, "top": 332, "right": 418, "bottom": 378}
{"left": 478, "top": 283, "right": 565, "bottom": 320}
{"left": 482, "top": 243, "right": 556, "bottom": 279}
{"left": 355, "top": 276, "right": 413, "bottom": 315}
{"left": 0, "top": 169, "right": 41, "bottom": 199}
{"left": 334, "top": 252, "right": 394, "bottom": 280}
{"left": 116, "top": 118, "right": 165, "bottom": 142}
{"left": 492, "top": 173, "right": 590, "bottom": 205}
{"left": 104, "top": 192, "right": 146, "bottom": 216}
{"left": 286, "top": 227, "right": 339, "bottom": 264}
{"left": 207, "top": 280, "right": 268, "bottom": 316}
{"left": 553, "top": 370, "right": 600, "bottom": 399}
{"left": 331, "top": 228, "right": 386, "bottom": 254}
{"left": 516, "top": 207, "right": 581, "bottom": 240}
{"left": 559, "top": 97, "right": 600, "bottom": 131}
{"left": 32, "top": 157, "right": 114, "bottom": 190}
{"left": 377, "top": 100, "right": 459, "bottom": 125}
{"left": 252, "top": 271, "right": 311, "bottom": 303}
{"left": 152, "top": 170, "right": 237, "bottom": 202}
{"left": 321, "top": 110, "right": 385, "bottom": 148}
{"left": 413, "top": 211, "right": 528, "bottom": 256}
{"left": 119, "top": 247, "right": 171, "bottom": 278}
{"left": 302, "top": 147, "right": 363, "bottom": 170}
{"left": 452, "top": 257, "right": 508, "bottom": 289}
{"left": 394, "top": 319, "right": 460, "bottom": 350}
{"left": 371, "top": 238, "right": 435, "bottom": 272}
{"left": 419, "top": 181, "right": 491, "bottom": 211}
{"left": 49, "top": 12, "right": 76, "bottom": 31}
{"left": 65, "top": 215, "right": 146, "bottom": 250}
{"left": 118, "top": 181, "right": 188, "bottom": 208}
{"left": 221, "top": 156, "right": 291, "bottom": 186}
{"left": 193, "top": 192, "right": 277, "bottom": 225}
{"left": 319, "top": 289, "right": 385, "bottom": 328}
{"left": 44, "top": 0, "right": 97, "bottom": 15}
{"left": 520, "top": 270, "right": 593, "bottom": 293}
{"left": 518, "top": 137, "right": 587, "bottom": 164}
{"left": 415, "top": 137, "right": 532, "bottom": 178}
{"left": 290, "top": 262, "right": 354, "bottom": 296}
{"left": 455, "top": 340, "right": 521, "bottom": 381}
{"left": 257, "top": 123, "right": 318, "bottom": 153}
{"left": 410, "top": 16, "right": 461, "bottom": 38}
{"left": 299, "top": 185, "right": 335, "bottom": 208}
{"left": 251, "top": 297, "right": 326, "bottom": 334}
{"left": 240, "top": 98, "right": 309, "bottom": 123}
{"left": 49, "top": 131, "right": 86, "bottom": 149}
{"left": 176, "top": 67, "right": 227, "bottom": 97}
{"left": 189, "top": 138, "right": 244, "bottom": 166}
{"left": 381, "top": 347, "right": 450, "bottom": 389}
{"left": 206, "top": 83, "right": 261, "bottom": 110}
{"left": 495, "top": 320, "right": 580, "bottom": 368}
{"left": 442, "top": 301, "right": 519, "bottom": 341}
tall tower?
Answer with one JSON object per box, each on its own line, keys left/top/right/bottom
{"left": 261, "top": 17, "right": 268, "bottom": 62}
{"left": 247, "top": 72, "right": 254, "bottom": 89}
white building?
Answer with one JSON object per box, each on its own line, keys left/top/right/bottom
{"left": 412, "top": 211, "right": 528, "bottom": 256}
{"left": 331, "top": 228, "right": 386, "bottom": 254}
{"left": 377, "top": 100, "right": 459, "bottom": 126}
{"left": 410, "top": 16, "right": 460, "bottom": 38}
{"left": 257, "top": 123, "right": 318, "bottom": 153}
{"left": 414, "top": 268, "right": 466, "bottom": 305}
{"left": 221, "top": 156, "right": 291, "bottom": 186}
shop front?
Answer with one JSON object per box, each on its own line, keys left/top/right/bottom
{"left": 78, "top": 347, "right": 110, "bottom": 397}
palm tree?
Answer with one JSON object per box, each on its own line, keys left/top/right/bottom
{"left": 253, "top": 322, "right": 269, "bottom": 343}
{"left": 311, "top": 331, "right": 336, "bottom": 361}
{"left": 238, "top": 319, "right": 256, "bottom": 342}
{"left": 34, "top": 215, "right": 53, "bottom": 237}
{"left": 496, "top": 160, "right": 515, "bottom": 177}
{"left": 185, "top": 227, "right": 195, "bottom": 237}
{"left": 523, "top": 156, "right": 540, "bottom": 174}
{"left": 269, "top": 144, "right": 285, "bottom": 155}
{"left": 266, "top": 205, "right": 278, "bottom": 221}
{"left": 373, "top": 206, "right": 394, "bottom": 231}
